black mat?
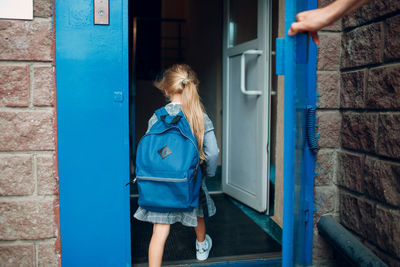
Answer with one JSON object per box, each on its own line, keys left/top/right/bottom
{"left": 131, "top": 194, "right": 281, "bottom": 264}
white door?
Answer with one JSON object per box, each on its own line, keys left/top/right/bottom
{"left": 222, "top": 0, "right": 271, "bottom": 212}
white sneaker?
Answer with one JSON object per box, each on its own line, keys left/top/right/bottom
{"left": 196, "top": 234, "right": 212, "bottom": 261}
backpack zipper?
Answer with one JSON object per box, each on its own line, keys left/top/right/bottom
{"left": 134, "top": 177, "right": 187, "bottom": 183}
{"left": 142, "top": 126, "right": 200, "bottom": 171}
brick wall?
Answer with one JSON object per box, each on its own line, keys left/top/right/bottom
{"left": 0, "top": 0, "right": 60, "bottom": 266}
{"left": 312, "top": 2, "right": 342, "bottom": 266}
{"left": 314, "top": 0, "right": 400, "bottom": 266}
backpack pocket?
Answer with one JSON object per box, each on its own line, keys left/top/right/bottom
{"left": 136, "top": 171, "right": 194, "bottom": 212}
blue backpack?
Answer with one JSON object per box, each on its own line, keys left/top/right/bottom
{"left": 134, "top": 107, "right": 203, "bottom": 212}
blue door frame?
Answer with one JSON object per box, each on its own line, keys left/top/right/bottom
{"left": 55, "top": 0, "right": 316, "bottom": 266}
{"left": 277, "top": 0, "right": 317, "bottom": 266}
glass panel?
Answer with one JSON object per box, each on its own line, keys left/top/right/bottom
{"left": 229, "top": 0, "right": 257, "bottom": 47}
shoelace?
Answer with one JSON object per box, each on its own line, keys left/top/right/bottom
{"left": 197, "top": 241, "right": 208, "bottom": 253}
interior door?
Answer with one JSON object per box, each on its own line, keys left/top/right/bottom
{"left": 222, "top": 0, "right": 271, "bottom": 212}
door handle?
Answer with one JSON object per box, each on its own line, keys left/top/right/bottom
{"left": 240, "top": 49, "right": 263, "bottom": 96}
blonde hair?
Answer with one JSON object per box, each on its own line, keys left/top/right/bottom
{"left": 154, "top": 64, "right": 206, "bottom": 161}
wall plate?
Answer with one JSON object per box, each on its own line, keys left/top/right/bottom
{"left": 94, "top": 0, "right": 109, "bottom": 25}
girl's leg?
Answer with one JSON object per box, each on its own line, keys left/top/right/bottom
{"left": 194, "top": 216, "right": 206, "bottom": 242}
{"left": 149, "top": 223, "right": 170, "bottom": 267}
{"left": 194, "top": 216, "right": 212, "bottom": 261}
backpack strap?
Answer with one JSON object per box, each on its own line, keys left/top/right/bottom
{"left": 154, "top": 107, "right": 197, "bottom": 147}
{"left": 154, "top": 107, "right": 168, "bottom": 120}
{"left": 155, "top": 107, "right": 183, "bottom": 125}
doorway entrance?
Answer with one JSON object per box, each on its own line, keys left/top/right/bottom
{"left": 55, "top": 0, "right": 317, "bottom": 265}
{"left": 129, "top": 0, "right": 281, "bottom": 265}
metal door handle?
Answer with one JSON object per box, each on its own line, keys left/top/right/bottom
{"left": 240, "top": 49, "right": 263, "bottom": 96}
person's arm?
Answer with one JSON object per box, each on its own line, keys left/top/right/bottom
{"left": 288, "top": 0, "right": 372, "bottom": 45}
{"left": 203, "top": 130, "right": 219, "bottom": 177}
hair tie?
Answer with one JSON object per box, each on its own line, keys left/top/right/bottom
{"left": 182, "top": 78, "right": 189, "bottom": 86}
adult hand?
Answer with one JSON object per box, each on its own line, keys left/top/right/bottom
{"left": 288, "top": 0, "right": 373, "bottom": 45}
{"left": 288, "top": 7, "right": 333, "bottom": 46}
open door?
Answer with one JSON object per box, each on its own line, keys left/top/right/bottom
{"left": 56, "top": 0, "right": 131, "bottom": 265}
{"left": 222, "top": 0, "right": 271, "bottom": 212}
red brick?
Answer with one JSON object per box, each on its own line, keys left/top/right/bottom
{"left": 0, "top": 199, "right": 56, "bottom": 240}
{"left": 341, "top": 23, "right": 383, "bottom": 69}
{"left": 364, "top": 157, "right": 400, "bottom": 206}
{"left": 340, "top": 70, "right": 366, "bottom": 108}
{"left": 337, "top": 152, "right": 364, "bottom": 193}
{"left": 341, "top": 112, "right": 378, "bottom": 153}
{"left": 317, "top": 33, "right": 341, "bottom": 70}
{"left": 37, "top": 153, "right": 58, "bottom": 195}
{"left": 385, "top": 15, "right": 400, "bottom": 61}
{"left": 0, "top": 154, "right": 34, "bottom": 196}
{"left": 317, "top": 71, "right": 339, "bottom": 108}
{"left": 340, "top": 192, "right": 400, "bottom": 261}
{"left": 0, "top": 110, "right": 54, "bottom": 151}
{"left": 357, "top": 199, "right": 378, "bottom": 242}
{"left": 0, "top": 19, "right": 53, "bottom": 61}
{"left": 317, "top": 111, "right": 341, "bottom": 148}
{"left": 377, "top": 114, "right": 400, "bottom": 159}
{"left": 34, "top": 0, "right": 52, "bottom": 18}
{"left": 315, "top": 150, "right": 336, "bottom": 186}
{"left": 343, "top": 0, "right": 400, "bottom": 29}
{"left": 0, "top": 244, "right": 34, "bottom": 267}
{"left": 374, "top": 207, "right": 400, "bottom": 258}
{"left": 367, "top": 65, "right": 400, "bottom": 109}
{"left": 339, "top": 192, "right": 362, "bottom": 233}
{"left": 38, "top": 240, "right": 59, "bottom": 267}
{"left": 339, "top": 193, "right": 377, "bottom": 244}
{"left": 0, "top": 65, "right": 30, "bottom": 107}
{"left": 33, "top": 66, "right": 54, "bottom": 106}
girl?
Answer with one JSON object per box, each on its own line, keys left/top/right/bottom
{"left": 134, "top": 64, "right": 220, "bottom": 267}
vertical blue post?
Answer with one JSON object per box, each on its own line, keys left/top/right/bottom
{"left": 281, "top": 0, "right": 297, "bottom": 265}
{"left": 303, "top": 0, "right": 318, "bottom": 264}
{"left": 279, "top": 0, "right": 317, "bottom": 266}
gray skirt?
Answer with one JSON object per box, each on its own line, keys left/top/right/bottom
{"left": 133, "top": 179, "right": 216, "bottom": 227}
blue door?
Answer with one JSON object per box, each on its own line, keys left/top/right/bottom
{"left": 277, "top": 0, "right": 317, "bottom": 266}
{"left": 55, "top": 0, "right": 131, "bottom": 266}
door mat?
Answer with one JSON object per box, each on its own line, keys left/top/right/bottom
{"left": 131, "top": 194, "right": 281, "bottom": 264}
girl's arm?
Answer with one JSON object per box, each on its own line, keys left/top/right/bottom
{"left": 203, "top": 130, "right": 219, "bottom": 177}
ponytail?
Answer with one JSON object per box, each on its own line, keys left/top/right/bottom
{"left": 154, "top": 64, "right": 206, "bottom": 161}
{"left": 181, "top": 79, "right": 205, "bottom": 161}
